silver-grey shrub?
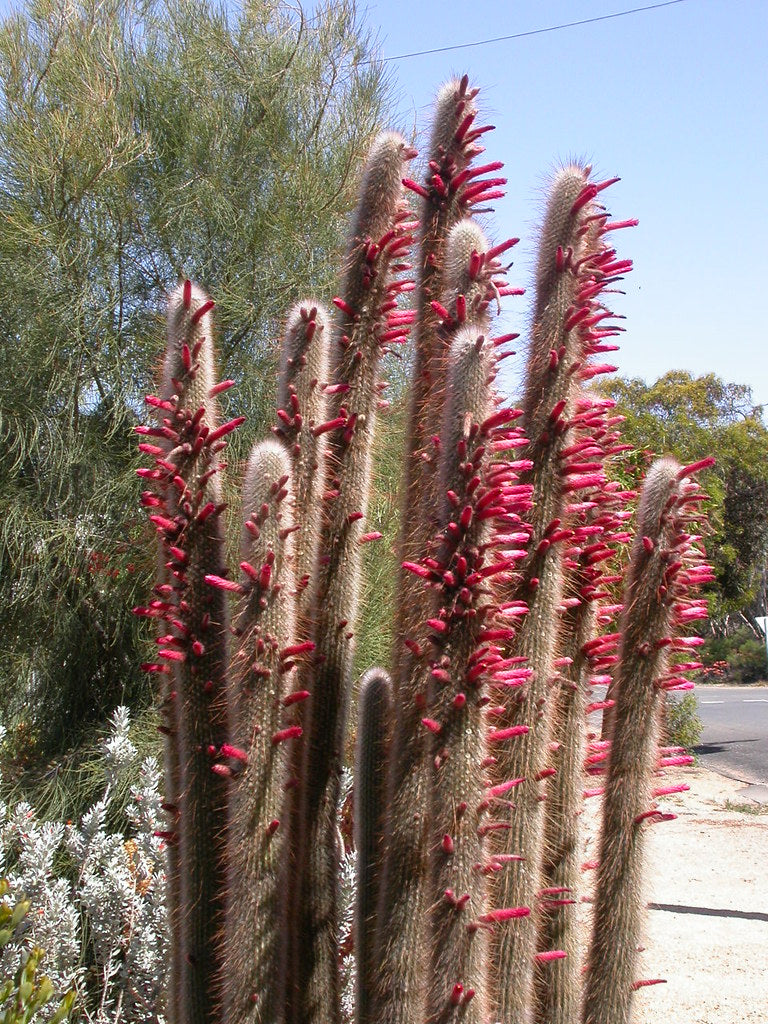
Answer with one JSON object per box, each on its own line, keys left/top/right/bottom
{"left": 0, "top": 708, "right": 168, "bottom": 1022}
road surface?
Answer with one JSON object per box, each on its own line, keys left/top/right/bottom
{"left": 693, "top": 685, "right": 768, "bottom": 786}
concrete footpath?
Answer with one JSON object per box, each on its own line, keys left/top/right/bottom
{"left": 615, "top": 767, "right": 768, "bottom": 1023}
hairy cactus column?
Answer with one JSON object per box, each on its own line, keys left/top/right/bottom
{"left": 583, "top": 456, "right": 713, "bottom": 1024}
{"left": 273, "top": 302, "right": 331, "bottom": 988}
{"left": 489, "top": 167, "right": 631, "bottom": 1023}
{"left": 273, "top": 301, "right": 331, "bottom": 629}
{"left": 420, "top": 325, "right": 530, "bottom": 1024}
{"left": 290, "top": 132, "right": 416, "bottom": 1024}
{"left": 534, "top": 458, "right": 633, "bottom": 1024}
{"left": 375, "top": 220, "right": 519, "bottom": 1024}
{"left": 396, "top": 76, "right": 513, "bottom": 682}
{"left": 136, "top": 282, "right": 241, "bottom": 1024}
{"left": 354, "top": 668, "right": 394, "bottom": 1024}
{"left": 220, "top": 440, "right": 300, "bottom": 1024}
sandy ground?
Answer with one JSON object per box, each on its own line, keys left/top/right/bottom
{"left": 590, "top": 766, "right": 768, "bottom": 1023}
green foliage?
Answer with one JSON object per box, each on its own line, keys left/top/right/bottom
{"left": 723, "top": 799, "right": 768, "bottom": 815}
{"left": 354, "top": 398, "right": 406, "bottom": 677}
{"left": 700, "top": 627, "right": 767, "bottom": 684}
{"left": 0, "top": 0, "right": 390, "bottom": 753}
{"left": 718, "top": 467, "right": 768, "bottom": 609}
{"left": 601, "top": 371, "right": 768, "bottom": 618}
{"left": 0, "top": 705, "right": 161, "bottom": 832}
{"left": 664, "top": 694, "right": 704, "bottom": 751}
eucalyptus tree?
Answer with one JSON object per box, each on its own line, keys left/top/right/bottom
{"left": 601, "top": 371, "right": 768, "bottom": 622}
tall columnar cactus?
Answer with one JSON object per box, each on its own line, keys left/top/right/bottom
{"left": 272, "top": 301, "right": 331, "bottom": 1007}
{"left": 290, "top": 131, "right": 417, "bottom": 1024}
{"left": 222, "top": 439, "right": 298, "bottom": 1024}
{"left": 583, "top": 456, "right": 713, "bottom": 1024}
{"left": 397, "top": 77, "right": 482, "bottom": 599}
{"left": 273, "top": 301, "right": 330, "bottom": 628}
{"left": 395, "top": 76, "right": 518, "bottom": 688}
{"left": 374, "top": 215, "right": 520, "bottom": 1024}
{"left": 419, "top": 323, "right": 530, "bottom": 1024}
{"left": 136, "top": 281, "right": 241, "bottom": 1024}
{"left": 136, "top": 76, "right": 711, "bottom": 1024}
{"left": 534, "top": 448, "right": 633, "bottom": 1024}
{"left": 354, "top": 668, "right": 393, "bottom": 1024}
{"left": 487, "top": 167, "right": 635, "bottom": 1023}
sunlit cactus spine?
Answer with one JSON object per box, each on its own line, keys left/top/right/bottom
{"left": 135, "top": 281, "right": 242, "bottom": 1024}
{"left": 389, "top": 96, "right": 484, "bottom": 900}
{"left": 489, "top": 166, "right": 634, "bottom": 1022}
{"left": 416, "top": 223, "right": 525, "bottom": 1023}
{"left": 426, "top": 327, "right": 498, "bottom": 1024}
{"left": 396, "top": 76, "right": 516, "bottom": 678}
{"left": 419, "top": 323, "right": 530, "bottom": 1024}
{"left": 133, "top": 75, "right": 714, "bottom": 1024}
{"left": 397, "top": 76, "right": 480, "bottom": 576}
{"left": 290, "top": 130, "right": 417, "bottom": 1024}
{"left": 375, "top": 193, "right": 522, "bottom": 1024}
{"left": 534, "top": 452, "right": 633, "bottom": 1024}
{"left": 273, "top": 301, "right": 331, "bottom": 986}
{"left": 274, "top": 301, "right": 330, "bottom": 626}
{"left": 221, "top": 439, "right": 300, "bottom": 1024}
{"left": 354, "top": 668, "right": 393, "bottom": 1024}
{"left": 582, "top": 455, "right": 713, "bottom": 1024}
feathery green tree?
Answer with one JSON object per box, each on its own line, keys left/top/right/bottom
{"left": 0, "top": 0, "right": 389, "bottom": 754}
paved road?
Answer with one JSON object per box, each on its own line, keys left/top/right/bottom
{"left": 692, "top": 685, "right": 768, "bottom": 786}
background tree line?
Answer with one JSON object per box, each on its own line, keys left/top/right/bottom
{"left": 599, "top": 371, "right": 768, "bottom": 682}
{"left": 0, "top": 0, "right": 390, "bottom": 761}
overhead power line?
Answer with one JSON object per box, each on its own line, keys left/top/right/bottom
{"left": 373, "top": 0, "right": 690, "bottom": 62}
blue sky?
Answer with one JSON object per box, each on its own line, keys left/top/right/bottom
{"left": 361, "top": 0, "right": 768, "bottom": 408}
{"left": 0, "top": 0, "right": 765, "bottom": 408}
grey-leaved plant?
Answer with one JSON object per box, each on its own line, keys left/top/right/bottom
{"left": 0, "top": 708, "right": 168, "bottom": 1022}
